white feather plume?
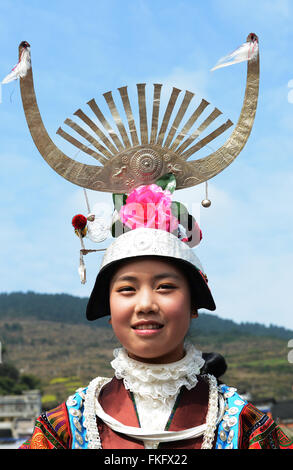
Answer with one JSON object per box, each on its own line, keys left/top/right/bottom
{"left": 211, "top": 40, "right": 258, "bottom": 72}
{"left": 2, "top": 47, "right": 31, "bottom": 84}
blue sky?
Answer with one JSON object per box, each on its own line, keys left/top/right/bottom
{"left": 1, "top": 0, "right": 293, "bottom": 330}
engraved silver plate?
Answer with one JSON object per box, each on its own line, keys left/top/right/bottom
{"left": 219, "top": 430, "right": 227, "bottom": 442}
{"left": 223, "top": 422, "right": 230, "bottom": 432}
{"left": 227, "top": 429, "right": 234, "bottom": 444}
{"left": 69, "top": 408, "right": 81, "bottom": 418}
{"left": 234, "top": 399, "right": 245, "bottom": 406}
{"left": 75, "top": 431, "right": 84, "bottom": 445}
{"left": 73, "top": 417, "right": 82, "bottom": 432}
{"left": 66, "top": 397, "right": 77, "bottom": 407}
{"left": 228, "top": 416, "right": 238, "bottom": 427}
{"left": 79, "top": 391, "right": 86, "bottom": 401}
{"left": 228, "top": 407, "right": 239, "bottom": 416}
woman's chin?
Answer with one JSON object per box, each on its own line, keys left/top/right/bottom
{"left": 126, "top": 343, "right": 185, "bottom": 364}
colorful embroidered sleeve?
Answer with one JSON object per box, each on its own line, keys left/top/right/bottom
{"left": 238, "top": 403, "right": 293, "bottom": 449}
{"left": 19, "top": 402, "right": 72, "bottom": 449}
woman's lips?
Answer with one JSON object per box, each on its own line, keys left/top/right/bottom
{"left": 132, "top": 321, "right": 164, "bottom": 335}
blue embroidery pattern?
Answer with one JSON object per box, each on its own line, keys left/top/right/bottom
{"left": 66, "top": 387, "right": 89, "bottom": 449}
{"left": 215, "top": 384, "right": 247, "bottom": 449}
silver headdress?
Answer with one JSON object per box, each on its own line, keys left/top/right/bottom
{"left": 18, "top": 34, "right": 259, "bottom": 192}
{"left": 6, "top": 33, "right": 260, "bottom": 319}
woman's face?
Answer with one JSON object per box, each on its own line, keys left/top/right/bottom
{"left": 109, "top": 257, "right": 192, "bottom": 364}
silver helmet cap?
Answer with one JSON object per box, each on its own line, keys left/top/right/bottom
{"left": 86, "top": 228, "right": 216, "bottom": 320}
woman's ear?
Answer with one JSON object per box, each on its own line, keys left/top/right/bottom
{"left": 191, "top": 309, "right": 198, "bottom": 319}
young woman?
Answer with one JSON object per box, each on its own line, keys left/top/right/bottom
{"left": 19, "top": 227, "right": 293, "bottom": 450}
{"left": 13, "top": 32, "right": 292, "bottom": 450}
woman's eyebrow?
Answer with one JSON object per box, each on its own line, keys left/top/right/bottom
{"left": 114, "top": 273, "right": 181, "bottom": 283}
{"left": 153, "top": 273, "right": 181, "bottom": 281}
{"left": 114, "top": 275, "right": 137, "bottom": 283}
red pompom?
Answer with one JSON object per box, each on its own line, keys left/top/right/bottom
{"left": 72, "top": 214, "right": 87, "bottom": 230}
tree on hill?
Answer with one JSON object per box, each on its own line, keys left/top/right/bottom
{"left": 0, "top": 344, "right": 41, "bottom": 395}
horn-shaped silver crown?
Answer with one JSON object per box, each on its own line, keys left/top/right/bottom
{"left": 18, "top": 33, "right": 259, "bottom": 193}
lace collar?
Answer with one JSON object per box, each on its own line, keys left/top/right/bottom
{"left": 110, "top": 341, "right": 205, "bottom": 401}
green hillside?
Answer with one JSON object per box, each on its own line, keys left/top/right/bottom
{"left": 0, "top": 291, "right": 292, "bottom": 339}
{"left": 0, "top": 292, "right": 292, "bottom": 410}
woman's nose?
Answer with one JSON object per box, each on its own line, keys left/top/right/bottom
{"left": 134, "top": 288, "right": 159, "bottom": 314}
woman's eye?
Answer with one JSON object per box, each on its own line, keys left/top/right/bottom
{"left": 158, "top": 284, "right": 175, "bottom": 290}
{"left": 118, "top": 286, "right": 135, "bottom": 292}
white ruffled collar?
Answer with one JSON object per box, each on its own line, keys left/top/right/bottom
{"left": 110, "top": 341, "right": 205, "bottom": 401}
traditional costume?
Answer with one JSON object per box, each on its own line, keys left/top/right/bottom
{"left": 18, "top": 231, "right": 293, "bottom": 450}
{"left": 4, "top": 34, "right": 291, "bottom": 450}
{"left": 19, "top": 341, "right": 293, "bottom": 449}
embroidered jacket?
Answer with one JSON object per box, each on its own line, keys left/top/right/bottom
{"left": 19, "top": 376, "right": 293, "bottom": 450}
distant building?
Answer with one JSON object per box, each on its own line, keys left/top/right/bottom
{"left": 0, "top": 390, "right": 41, "bottom": 440}
{"left": 272, "top": 400, "right": 293, "bottom": 430}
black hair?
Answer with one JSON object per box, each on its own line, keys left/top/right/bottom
{"left": 200, "top": 352, "right": 227, "bottom": 381}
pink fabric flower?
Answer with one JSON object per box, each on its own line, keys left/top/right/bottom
{"left": 119, "top": 184, "right": 179, "bottom": 232}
